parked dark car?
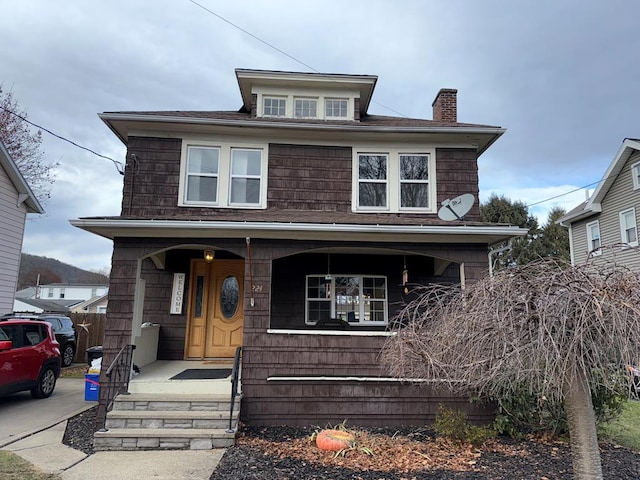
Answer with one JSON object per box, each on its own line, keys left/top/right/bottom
{"left": 0, "top": 313, "right": 77, "bottom": 367}
{"left": 0, "top": 318, "right": 61, "bottom": 398}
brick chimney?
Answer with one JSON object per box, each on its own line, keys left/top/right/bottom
{"left": 432, "top": 88, "right": 457, "bottom": 123}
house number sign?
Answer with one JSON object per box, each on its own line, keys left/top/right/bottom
{"left": 170, "top": 273, "right": 186, "bottom": 314}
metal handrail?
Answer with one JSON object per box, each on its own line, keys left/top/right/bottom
{"left": 99, "top": 344, "right": 136, "bottom": 432}
{"left": 226, "top": 346, "right": 242, "bottom": 433}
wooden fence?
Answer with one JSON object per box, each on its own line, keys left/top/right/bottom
{"left": 68, "top": 313, "right": 106, "bottom": 365}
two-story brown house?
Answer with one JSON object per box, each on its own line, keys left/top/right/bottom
{"left": 73, "top": 69, "right": 526, "bottom": 450}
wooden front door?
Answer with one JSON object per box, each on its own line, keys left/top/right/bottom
{"left": 185, "top": 259, "right": 244, "bottom": 359}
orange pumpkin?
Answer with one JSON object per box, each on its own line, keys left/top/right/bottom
{"left": 315, "top": 429, "right": 355, "bottom": 451}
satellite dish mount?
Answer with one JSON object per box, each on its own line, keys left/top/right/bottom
{"left": 437, "top": 193, "right": 475, "bottom": 221}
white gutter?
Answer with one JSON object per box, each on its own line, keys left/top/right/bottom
{"left": 70, "top": 218, "right": 529, "bottom": 242}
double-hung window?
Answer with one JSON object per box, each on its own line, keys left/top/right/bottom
{"left": 263, "top": 97, "right": 286, "bottom": 117}
{"left": 294, "top": 98, "right": 317, "bottom": 118}
{"left": 400, "top": 154, "right": 430, "bottom": 209}
{"left": 358, "top": 154, "right": 388, "bottom": 208}
{"left": 185, "top": 146, "right": 219, "bottom": 204}
{"left": 325, "top": 98, "right": 348, "bottom": 118}
{"left": 632, "top": 162, "right": 640, "bottom": 190}
{"left": 181, "top": 141, "right": 267, "bottom": 208}
{"left": 230, "top": 149, "right": 262, "bottom": 205}
{"left": 586, "top": 220, "right": 601, "bottom": 256}
{"left": 306, "top": 275, "right": 387, "bottom": 325}
{"left": 620, "top": 208, "right": 638, "bottom": 247}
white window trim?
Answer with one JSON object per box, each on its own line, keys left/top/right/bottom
{"left": 178, "top": 139, "right": 268, "bottom": 209}
{"left": 356, "top": 153, "right": 389, "bottom": 211}
{"left": 352, "top": 147, "right": 437, "bottom": 213}
{"left": 262, "top": 96, "right": 287, "bottom": 117}
{"left": 293, "top": 97, "right": 318, "bottom": 119}
{"left": 619, "top": 207, "right": 638, "bottom": 248}
{"left": 586, "top": 220, "right": 601, "bottom": 256}
{"left": 254, "top": 88, "right": 356, "bottom": 121}
{"left": 305, "top": 274, "right": 388, "bottom": 326}
{"left": 325, "top": 98, "right": 349, "bottom": 119}
{"left": 632, "top": 161, "right": 640, "bottom": 190}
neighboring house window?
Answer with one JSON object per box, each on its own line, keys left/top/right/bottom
{"left": 325, "top": 98, "right": 348, "bottom": 118}
{"left": 400, "top": 154, "right": 430, "bottom": 209}
{"left": 586, "top": 221, "right": 601, "bottom": 256}
{"left": 229, "top": 148, "right": 262, "bottom": 205}
{"left": 294, "top": 98, "right": 317, "bottom": 118}
{"left": 620, "top": 208, "right": 638, "bottom": 247}
{"left": 97, "top": 306, "right": 107, "bottom": 314}
{"left": 263, "top": 97, "right": 286, "bottom": 117}
{"left": 632, "top": 162, "right": 640, "bottom": 190}
{"left": 185, "top": 146, "right": 219, "bottom": 204}
{"left": 47, "top": 289, "right": 53, "bottom": 298}
{"left": 306, "top": 275, "right": 387, "bottom": 325}
{"left": 180, "top": 141, "right": 267, "bottom": 209}
{"left": 358, "top": 154, "right": 388, "bottom": 209}
{"left": 60, "top": 288, "right": 65, "bottom": 299}
{"left": 353, "top": 149, "right": 436, "bottom": 213}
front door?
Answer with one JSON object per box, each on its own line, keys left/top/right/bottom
{"left": 185, "top": 259, "right": 244, "bottom": 359}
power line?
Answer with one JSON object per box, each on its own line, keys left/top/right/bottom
{"left": 187, "top": 0, "right": 408, "bottom": 118}
{"left": 525, "top": 178, "right": 603, "bottom": 208}
{"left": 0, "top": 105, "right": 124, "bottom": 174}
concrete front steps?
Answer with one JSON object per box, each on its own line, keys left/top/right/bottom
{"left": 94, "top": 393, "right": 241, "bottom": 451}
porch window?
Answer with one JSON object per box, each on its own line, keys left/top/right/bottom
{"left": 305, "top": 275, "right": 387, "bottom": 325}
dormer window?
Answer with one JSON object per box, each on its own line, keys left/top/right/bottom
{"left": 325, "top": 98, "right": 348, "bottom": 118}
{"left": 263, "top": 97, "right": 286, "bottom": 117}
{"left": 294, "top": 98, "right": 317, "bottom": 118}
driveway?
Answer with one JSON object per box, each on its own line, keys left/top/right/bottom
{"left": 0, "top": 377, "right": 93, "bottom": 447}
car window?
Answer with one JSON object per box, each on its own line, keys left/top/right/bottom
{"left": 22, "top": 324, "right": 45, "bottom": 345}
{"left": 0, "top": 325, "right": 18, "bottom": 346}
{"left": 45, "top": 318, "right": 61, "bottom": 331}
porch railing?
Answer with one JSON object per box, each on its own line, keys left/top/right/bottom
{"left": 226, "top": 346, "right": 242, "bottom": 433}
{"left": 99, "top": 344, "right": 136, "bottom": 432}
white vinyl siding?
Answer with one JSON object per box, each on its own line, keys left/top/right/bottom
{"left": 0, "top": 164, "right": 29, "bottom": 314}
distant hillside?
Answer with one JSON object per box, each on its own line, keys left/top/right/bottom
{"left": 18, "top": 253, "right": 109, "bottom": 290}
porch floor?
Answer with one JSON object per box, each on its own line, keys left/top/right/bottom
{"left": 128, "top": 360, "right": 239, "bottom": 395}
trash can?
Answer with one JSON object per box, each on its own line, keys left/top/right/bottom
{"left": 86, "top": 345, "right": 103, "bottom": 366}
{"left": 84, "top": 374, "right": 100, "bottom": 401}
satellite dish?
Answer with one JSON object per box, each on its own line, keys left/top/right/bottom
{"left": 437, "top": 193, "right": 475, "bottom": 221}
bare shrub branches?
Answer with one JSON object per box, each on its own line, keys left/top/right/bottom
{"left": 382, "top": 254, "right": 640, "bottom": 403}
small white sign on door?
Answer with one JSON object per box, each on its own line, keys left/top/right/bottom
{"left": 170, "top": 273, "right": 186, "bottom": 314}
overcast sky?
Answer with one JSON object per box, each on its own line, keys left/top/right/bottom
{"left": 2, "top": 0, "right": 639, "bottom": 272}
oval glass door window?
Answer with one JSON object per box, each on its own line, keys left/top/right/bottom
{"left": 220, "top": 276, "right": 240, "bottom": 318}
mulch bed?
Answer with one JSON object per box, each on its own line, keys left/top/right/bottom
{"left": 62, "top": 410, "right": 640, "bottom": 479}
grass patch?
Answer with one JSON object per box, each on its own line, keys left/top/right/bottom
{"left": 60, "top": 365, "right": 88, "bottom": 379}
{"left": 598, "top": 400, "right": 640, "bottom": 450}
{"left": 0, "top": 451, "right": 58, "bottom": 480}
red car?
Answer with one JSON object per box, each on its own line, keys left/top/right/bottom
{"left": 0, "top": 319, "right": 61, "bottom": 398}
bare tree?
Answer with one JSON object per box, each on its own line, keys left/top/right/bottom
{"left": 0, "top": 85, "right": 56, "bottom": 202}
{"left": 381, "top": 254, "right": 640, "bottom": 480}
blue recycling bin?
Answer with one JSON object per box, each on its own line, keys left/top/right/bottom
{"left": 84, "top": 374, "right": 100, "bottom": 401}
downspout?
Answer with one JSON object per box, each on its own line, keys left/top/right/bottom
{"left": 488, "top": 240, "right": 513, "bottom": 277}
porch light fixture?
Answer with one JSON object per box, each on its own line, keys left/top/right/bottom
{"left": 204, "top": 249, "right": 215, "bottom": 263}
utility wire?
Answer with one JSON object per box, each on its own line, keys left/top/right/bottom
{"left": 526, "top": 178, "right": 603, "bottom": 207}
{"left": 0, "top": 105, "right": 124, "bottom": 174}
{"left": 187, "top": 0, "right": 408, "bottom": 118}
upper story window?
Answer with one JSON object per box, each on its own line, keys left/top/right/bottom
{"left": 586, "top": 220, "right": 601, "bottom": 256}
{"left": 620, "top": 207, "right": 638, "bottom": 247}
{"left": 325, "top": 98, "right": 348, "bottom": 118}
{"left": 263, "top": 97, "right": 286, "bottom": 117}
{"left": 59, "top": 288, "right": 65, "bottom": 299}
{"left": 305, "top": 275, "right": 387, "bottom": 325}
{"left": 632, "top": 162, "right": 640, "bottom": 190}
{"left": 353, "top": 149, "right": 436, "bottom": 213}
{"left": 294, "top": 98, "right": 318, "bottom": 118}
{"left": 179, "top": 140, "right": 268, "bottom": 209}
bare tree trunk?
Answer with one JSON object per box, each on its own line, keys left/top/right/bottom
{"left": 564, "top": 364, "right": 603, "bottom": 480}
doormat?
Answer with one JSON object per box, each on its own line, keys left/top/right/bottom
{"left": 169, "top": 369, "right": 232, "bottom": 380}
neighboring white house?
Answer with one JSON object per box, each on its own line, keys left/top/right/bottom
{"left": 0, "top": 140, "right": 44, "bottom": 315}
{"left": 13, "top": 283, "right": 109, "bottom": 314}
{"left": 559, "top": 138, "right": 640, "bottom": 269}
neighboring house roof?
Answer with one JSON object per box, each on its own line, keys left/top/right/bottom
{"left": 0, "top": 140, "right": 44, "bottom": 214}
{"left": 71, "top": 293, "right": 108, "bottom": 311}
{"left": 15, "top": 287, "right": 37, "bottom": 298}
{"left": 559, "top": 138, "right": 640, "bottom": 225}
{"left": 13, "top": 297, "right": 85, "bottom": 312}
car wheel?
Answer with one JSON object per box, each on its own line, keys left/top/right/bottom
{"left": 31, "top": 367, "right": 57, "bottom": 399}
{"left": 62, "top": 344, "right": 75, "bottom": 367}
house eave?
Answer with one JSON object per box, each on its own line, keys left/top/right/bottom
{"left": 98, "top": 113, "right": 505, "bottom": 156}
{"left": 558, "top": 204, "right": 602, "bottom": 226}
{"left": 70, "top": 218, "right": 528, "bottom": 245}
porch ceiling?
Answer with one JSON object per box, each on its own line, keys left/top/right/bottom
{"left": 70, "top": 219, "right": 528, "bottom": 245}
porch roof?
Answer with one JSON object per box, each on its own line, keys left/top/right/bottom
{"left": 70, "top": 219, "right": 528, "bottom": 245}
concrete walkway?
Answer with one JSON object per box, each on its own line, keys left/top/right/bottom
{"left": 0, "top": 377, "right": 225, "bottom": 479}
